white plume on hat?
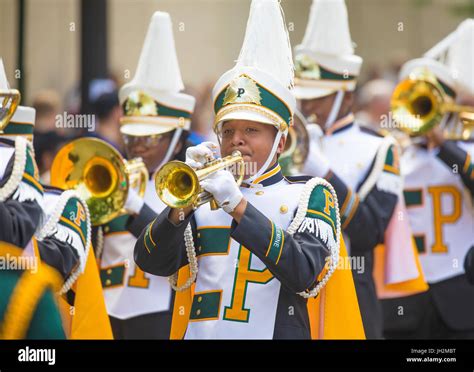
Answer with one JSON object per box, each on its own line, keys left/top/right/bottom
{"left": 0, "top": 58, "right": 35, "bottom": 141}
{"left": 298, "top": 0, "right": 354, "bottom": 57}
{"left": 423, "top": 18, "right": 474, "bottom": 96}
{"left": 293, "top": 0, "right": 362, "bottom": 100}
{"left": 447, "top": 19, "right": 474, "bottom": 96}
{"left": 119, "top": 11, "right": 195, "bottom": 137}
{"left": 235, "top": 0, "right": 294, "bottom": 89}
{"left": 212, "top": 0, "right": 296, "bottom": 131}
{"left": 212, "top": 0, "right": 295, "bottom": 183}
{"left": 120, "top": 12, "right": 184, "bottom": 100}
{"left": 0, "top": 58, "right": 10, "bottom": 90}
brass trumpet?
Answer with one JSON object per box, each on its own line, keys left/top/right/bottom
{"left": 391, "top": 68, "right": 474, "bottom": 139}
{"left": 279, "top": 110, "right": 310, "bottom": 175}
{"left": 0, "top": 89, "right": 21, "bottom": 132}
{"left": 155, "top": 150, "right": 244, "bottom": 209}
{"left": 51, "top": 138, "right": 148, "bottom": 226}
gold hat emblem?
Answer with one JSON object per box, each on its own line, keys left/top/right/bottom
{"left": 223, "top": 75, "right": 262, "bottom": 106}
{"left": 295, "top": 54, "right": 321, "bottom": 80}
{"left": 124, "top": 91, "right": 158, "bottom": 117}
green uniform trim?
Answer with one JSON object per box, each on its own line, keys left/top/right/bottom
{"left": 21, "top": 147, "right": 43, "bottom": 194}
{"left": 59, "top": 197, "right": 89, "bottom": 247}
{"left": 100, "top": 265, "right": 126, "bottom": 288}
{"left": 143, "top": 219, "right": 157, "bottom": 253}
{"left": 26, "top": 289, "right": 66, "bottom": 339}
{"left": 439, "top": 80, "right": 456, "bottom": 99}
{"left": 196, "top": 227, "right": 231, "bottom": 257}
{"left": 189, "top": 290, "right": 222, "bottom": 321}
{"left": 382, "top": 145, "right": 400, "bottom": 175}
{"left": 404, "top": 190, "right": 423, "bottom": 207}
{"left": 103, "top": 215, "right": 129, "bottom": 235}
{"left": 0, "top": 244, "right": 64, "bottom": 340}
{"left": 265, "top": 221, "right": 284, "bottom": 265}
{"left": 3, "top": 121, "right": 34, "bottom": 136}
{"left": 414, "top": 235, "right": 426, "bottom": 254}
{"left": 122, "top": 100, "right": 191, "bottom": 120}
{"left": 306, "top": 185, "right": 338, "bottom": 240}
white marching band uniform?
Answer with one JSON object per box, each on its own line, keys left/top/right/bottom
{"left": 98, "top": 11, "right": 196, "bottom": 330}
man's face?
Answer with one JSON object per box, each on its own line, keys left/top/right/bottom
{"left": 299, "top": 91, "right": 354, "bottom": 127}
{"left": 219, "top": 120, "right": 284, "bottom": 179}
{"left": 124, "top": 131, "right": 181, "bottom": 172}
{"left": 299, "top": 93, "right": 338, "bottom": 127}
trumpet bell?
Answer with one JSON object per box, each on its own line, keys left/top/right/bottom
{"left": 391, "top": 69, "right": 444, "bottom": 136}
{"left": 391, "top": 68, "right": 474, "bottom": 140}
{"left": 51, "top": 137, "right": 148, "bottom": 226}
{"left": 0, "top": 89, "right": 21, "bottom": 132}
{"left": 155, "top": 150, "right": 244, "bottom": 210}
{"left": 155, "top": 161, "right": 200, "bottom": 209}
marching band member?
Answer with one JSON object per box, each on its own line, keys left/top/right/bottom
{"left": 97, "top": 12, "right": 196, "bottom": 339}
{"left": 1, "top": 58, "right": 88, "bottom": 286}
{"left": 0, "top": 58, "right": 111, "bottom": 339}
{"left": 384, "top": 20, "right": 474, "bottom": 339}
{"left": 0, "top": 59, "right": 43, "bottom": 249}
{"left": 293, "top": 0, "right": 425, "bottom": 339}
{"left": 134, "top": 0, "right": 363, "bottom": 339}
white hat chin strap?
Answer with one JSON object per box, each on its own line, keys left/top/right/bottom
{"left": 152, "top": 127, "right": 183, "bottom": 175}
{"left": 325, "top": 90, "right": 345, "bottom": 130}
{"left": 245, "top": 129, "right": 284, "bottom": 184}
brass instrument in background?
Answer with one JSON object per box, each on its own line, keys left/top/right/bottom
{"left": 391, "top": 68, "right": 474, "bottom": 140}
{"left": 279, "top": 110, "right": 310, "bottom": 175}
{"left": 155, "top": 151, "right": 244, "bottom": 210}
{"left": 51, "top": 138, "right": 148, "bottom": 226}
{"left": 0, "top": 89, "right": 21, "bottom": 132}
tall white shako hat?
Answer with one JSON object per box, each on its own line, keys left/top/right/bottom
{"left": 0, "top": 58, "right": 36, "bottom": 142}
{"left": 293, "top": 0, "right": 362, "bottom": 128}
{"left": 119, "top": 12, "right": 195, "bottom": 165}
{"left": 399, "top": 19, "right": 474, "bottom": 100}
{"left": 212, "top": 0, "right": 295, "bottom": 183}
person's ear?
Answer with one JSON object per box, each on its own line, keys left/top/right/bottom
{"left": 276, "top": 131, "right": 286, "bottom": 155}
{"left": 113, "top": 105, "right": 123, "bottom": 121}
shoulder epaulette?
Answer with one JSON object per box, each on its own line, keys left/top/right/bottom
{"left": 284, "top": 175, "right": 313, "bottom": 184}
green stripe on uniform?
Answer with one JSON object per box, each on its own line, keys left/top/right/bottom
{"left": 306, "top": 185, "right": 338, "bottom": 240}
{"left": 103, "top": 215, "right": 129, "bottom": 235}
{"left": 196, "top": 227, "right": 231, "bottom": 256}
{"left": 190, "top": 291, "right": 222, "bottom": 321}
{"left": 266, "top": 222, "right": 284, "bottom": 264}
{"left": 404, "top": 190, "right": 423, "bottom": 207}
{"left": 3, "top": 122, "right": 34, "bottom": 135}
{"left": 100, "top": 265, "right": 126, "bottom": 288}
{"left": 414, "top": 235, "right": 426, "bottom": 254}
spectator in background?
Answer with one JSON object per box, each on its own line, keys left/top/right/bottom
{"left": 89, "top": 90, "right": 125, "bottom": 154}
{"left": 355, "top": 79, "right": 395, "bottom": 132}
{"left": 34, "top": 131, "right": 68, "bottom": 184}
{"left": 186, "top": 81, "right": 216, "bottom": 144}
{"left": 32, "top": 90, "right": 67, "bottom": 182}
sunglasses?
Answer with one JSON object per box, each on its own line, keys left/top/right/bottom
{"left": 123, "top": 133, "right": 171, "bottom": 148}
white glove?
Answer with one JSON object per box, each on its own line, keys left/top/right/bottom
{"left": 124, "top": 188, "right": 144, "bottom": 215}
{"left": 302, "top": 124, "right": 330, "bottom": 177}
{"left": 185, "top": 141, "right": 220, "bottom": 170}
{"left": 200, "top": 170, "right": 243, "bottom": 214}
